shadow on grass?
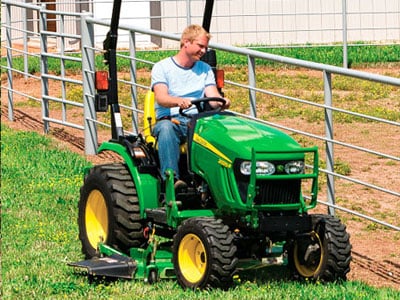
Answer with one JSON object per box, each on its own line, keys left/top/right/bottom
{"left": 236, "top": 265, "right": 293, "bottom": 285}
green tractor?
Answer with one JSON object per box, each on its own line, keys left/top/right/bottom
{"left": 69, "top": 0, "right": 351, "bottom": 290}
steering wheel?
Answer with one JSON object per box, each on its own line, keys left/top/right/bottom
{"left": 179, "top": 97, "right": 226, "bottom": 118}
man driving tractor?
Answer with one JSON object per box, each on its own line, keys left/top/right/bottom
{"left": 151, "top": 24, "right": 230, "bottom": 189}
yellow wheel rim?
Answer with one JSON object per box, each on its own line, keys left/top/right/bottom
{"left": 178, "top": 233, "right": 207, "bottom": 284}
{"left": 293, "top": 232, "right": 323, "bottom": 277}
{"left": 85, "top": 190, "right": 108, "bottom": 249}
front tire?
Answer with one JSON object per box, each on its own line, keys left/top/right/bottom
{"left": 78, "top": 163, "right": 146, "bottom": 258}
{"left": 288, "top": 214, "right": 352, "bottom": 282}
{"left": 172, "top": 217, "right": 238, "bottom": 290}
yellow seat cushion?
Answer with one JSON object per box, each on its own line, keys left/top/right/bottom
{"left": 143, "top": 90, "right": 186, "bottom": 153}
{"left": 143, "top": 90, "right": 156, "bottom": 144}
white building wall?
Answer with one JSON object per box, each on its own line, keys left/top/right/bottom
{"left": 160, "top": 0, "right": 400, "bottom": 48}
{"left": 0, "top": 0, "right": 151, "bottom": 50}
{"left": 92, "top": 0, "right": 151, "bottom": 48}
{"left": 1, "top": 0, "right": 399, "bottom": 50}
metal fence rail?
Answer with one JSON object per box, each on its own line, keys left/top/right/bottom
{"left": 2, "top": 1, "right": 84, "bottom": 134}
{"left": 1, "top": 1, "right": 399, "bottom": 233}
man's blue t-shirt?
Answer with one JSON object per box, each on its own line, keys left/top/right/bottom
{"left": 151, "top": 57, "right": 216, "bottom": 119}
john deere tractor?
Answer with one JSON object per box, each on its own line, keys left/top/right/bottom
{"left": 69, "top": 0, "right": 351, "bottom": 290}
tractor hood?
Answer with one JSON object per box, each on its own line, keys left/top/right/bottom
{"left": 194, "top": 113, "right": 303, "bottom": 161}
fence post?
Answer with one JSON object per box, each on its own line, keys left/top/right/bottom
{"left": 248, "top": 55, "right": 257, "bottom": 118}
{"left": 129, "top": 31, "right": 139, "bottom": 134}
{"left": 342, "top": 0, "right": 348, "bottom": 68}
{"left": 186, "top": 0, "right": 191, "bottom": 26}
{"left": 39, "top": 3, "right": 50, "bottom": 134}
{"left": 81, "top": 12, "right": 98, "bottom": 155}
{"left": 323, "top": 70, "right": 336, "bottom": 216}
{"left": 5, "top": 3, "right": 13, "bottom": 121}
{"left": 23, "top": 6, "right": 28, "bottom": 79}
{"left": 60, "top": 14, "right": 67, "bottom": 122}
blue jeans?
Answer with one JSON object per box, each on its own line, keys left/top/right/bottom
{"left": 153, "top": 116, "right": 189, "bottom": 180}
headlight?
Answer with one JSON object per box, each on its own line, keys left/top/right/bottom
{"left": 240, "top": 161, "right": 275, "bottom": 175}
{"left": 284, "top": 161, "right": 304, "bottom": 174}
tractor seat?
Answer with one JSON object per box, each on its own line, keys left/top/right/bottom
{"left": 143, "top": 90, "right": 186, "bottom": 153}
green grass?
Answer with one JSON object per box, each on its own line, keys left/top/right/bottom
{"left": 249, "top": 43, "right": 400, "bottom": 66}
{"left": 2, "top": 43, "right": 399, "bottom": 75}
{"left": 1, "top": 123, "right": 399, "bottom": 299}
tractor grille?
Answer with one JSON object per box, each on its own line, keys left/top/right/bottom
{"left": 237, "top": 179, "right": 301, "bottom": 205}
{"left": 254, "top": 179, "right": 301, "bottom": 205}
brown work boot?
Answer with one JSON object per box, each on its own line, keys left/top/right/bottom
{"left": 174, "top": 179, "right": 188, "bottom": 192}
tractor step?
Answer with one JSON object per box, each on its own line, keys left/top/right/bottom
{"left": 146, "top": 208, "right": 167, "bottom": 224}
{"left": 68, "top": 253, "right": 137, "bottom": 279}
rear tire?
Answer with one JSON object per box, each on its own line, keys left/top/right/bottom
{"left": 172, "top": 217, "right": 238, "bottom": 290}
{"left": 288, "top": 214, "right": 352, "bottom": 282}
{"left": 78, "top": 163, "right": 146, "bottom": 258}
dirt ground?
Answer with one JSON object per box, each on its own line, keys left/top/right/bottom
{"left": 1, "top": 68, "right": 400, "bottom": 291}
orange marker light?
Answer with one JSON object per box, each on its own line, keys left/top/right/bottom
{"left": 95, "top": 71, "right": 109, "bottom": 91}
{"left": 216, "top": 69, "right": 224, "bottom": 89}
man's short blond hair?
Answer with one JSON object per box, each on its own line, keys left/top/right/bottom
{"left": 180, "top": 24, "right": 211, "bottom": 48}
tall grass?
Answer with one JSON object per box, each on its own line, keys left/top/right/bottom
{"left": 1, "top": 123, "right": 399, "bottom": 299}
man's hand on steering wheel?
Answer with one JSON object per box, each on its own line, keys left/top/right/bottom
{"left": 210, "top": 97, "right": 230, "bottom": 110}
{"left": 179, "top": 97, "right": 227, "bottom": 118}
